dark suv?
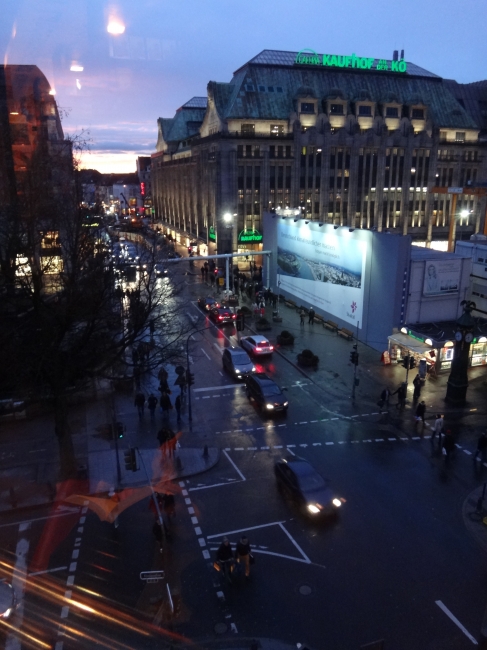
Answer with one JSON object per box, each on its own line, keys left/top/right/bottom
{"left": 245, "top": 372, "right": 288, "bottom": 414}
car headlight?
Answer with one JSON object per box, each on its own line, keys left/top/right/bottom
{"left": 307, "top": 504, "right": 320, "bottom": 514}
{"left": 332, "top": 498, "right": 342, "bottom": 508}
{"left": 266, "top": 404, "right": 275, "bottom": 410}
{"left": 234, "top": 368, "right": 240, "bottom": 374}
{"left": 252, "top": 367, "right": 256, "bottom": 372}
{"left": 1, "top": 607, "right": 12, "bottom": 619}
{"left": 283, "top": 401, "right": 289, "bottom": 406}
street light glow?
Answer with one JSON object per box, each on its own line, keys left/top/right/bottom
{"left": 223, "top": 212, "right": 232, "bottom": 223}
{"left": 460, "top": 210, "right": 469, "bottom": 218}
{"left": 107, "top": 20, "right": 125, "bottom": 34}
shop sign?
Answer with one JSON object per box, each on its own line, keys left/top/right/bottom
{"left": 238, "top": 229, "right": 263, "bottom": 244}
{"left": 294, "top": 49, "right": 407, "bottom": 73}
{"left": 208, "top": 226, "right": 216, "bottom": 242}
{"left": 407, "top": 330, "right": 425, "bottom": 343}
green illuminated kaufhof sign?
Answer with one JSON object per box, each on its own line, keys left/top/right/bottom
{"left": 208, "top": 226, "right": 216, "bottom": 242}
{"left": 238, "top": 229, "right": 263, "bottom": 244}
{"left": 295, "top": 48, "right": 407, "bottom": 73}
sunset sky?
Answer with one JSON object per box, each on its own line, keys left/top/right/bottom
{"left": 1, "top": 0, "right": 486, "bottom": 173}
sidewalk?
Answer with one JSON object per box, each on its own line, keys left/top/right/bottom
{"left": 0, "top": 389, "right": 219, "bottom": 514}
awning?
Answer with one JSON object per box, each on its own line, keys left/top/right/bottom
{"left": 388, "top": 333, "right": 433, "bottom": 355}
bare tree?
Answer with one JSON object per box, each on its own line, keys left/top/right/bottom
{"left": 0, "top": 136, "right": 192, "bottom": 479}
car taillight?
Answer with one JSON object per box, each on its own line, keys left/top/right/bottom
{"left": 255, "top": 347, "right": 262, "bottom": 351}
{"left": 269, "top": 346, "right": 274, "bottom": 350}
{"left": 218, "top": 316, "right": 223, "bottom": 320}
{"left": 232, "top": 314, "right": 236, "bottom": 319}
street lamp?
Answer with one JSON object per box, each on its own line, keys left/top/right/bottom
{"left": 223, "top": 212, "right": 233, "bottom": 224}
{"left": 445, "top": 300, "right": 476, "bottom": 404}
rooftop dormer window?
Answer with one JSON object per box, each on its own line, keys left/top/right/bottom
{"left": 412, "top": 108, "right": 424, "bottom": 119}
{"left": 386, "top": 106, "right": 399, "bottom": 117}
{"left": 300, "top": 102, "right": 315, "bottom": 114}
{"left": 358, "top": 105, "right": 372, "bottom": 116}
{"left": 330, "top": 103, "right": 344, "bottom": 115}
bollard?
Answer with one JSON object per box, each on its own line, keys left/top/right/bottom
{"left": 203, "top": 445, "right": 209, "bottom": 458}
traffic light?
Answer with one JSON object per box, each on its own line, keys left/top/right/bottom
{"left": 402, "top": 355, "right": 410, "bottom": 369}
{"left": 350, "top": 345, "right": 359, "bottom": 366}
{"left": 409, "top": 356, "right": 416, "bottom": 369}
{"left": 124, "top": 448, "right": 137, "bottom": 472}
{"left": 186, "top": 369, "right": 195, "bottom": 386}
{"left": 236, "top": 312, "right": 245, "bottom": 332}
{"left": 115, "top": 422, "right": 124, "bottom": 439}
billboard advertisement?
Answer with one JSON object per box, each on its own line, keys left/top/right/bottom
{"left": 422, "top": 259, "right": 461, "bottom": 296}
{"left": 277, "top": 222, "right": 367, "bottom": 326}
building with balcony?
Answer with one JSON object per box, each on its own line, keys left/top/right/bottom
{"left": 151, "top": 49, "right": 487, "bottom": 255}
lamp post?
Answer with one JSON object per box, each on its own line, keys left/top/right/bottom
{"left": 445, "top": 300, "right": 476, "bottom": 405}
{"left": 222, "top": 212, "right": 235, "bottom": 291}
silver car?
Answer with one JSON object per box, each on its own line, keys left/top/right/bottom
{"left": 240, "top": 335, "right": 274, "bottom": 357}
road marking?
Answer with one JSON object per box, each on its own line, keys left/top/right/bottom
{"left": 200, "top": 347, "right": 211, "bottom": 360}
{"left": 325, "top": 442, "right": 334, "bottom": 445}
{"left": 375, "top": 438, "right": 384, "bottom": 442}
{"left": 286, "top": 447, "right": 296, "bottom": 456}
{"left": 278, "top": 424, "right": 286, "bottom": 427}
{"left": 313, "top": 443, "right": 321, "bottom": 446}
{"left": 435, "top": 600, "right": 478, "bottom": 645}
{"left": 310, "top": 420, "right": 318, "bottom": 423}
{"left": 207, "top": 520, "right": 287, "bottom": 539}
{"left": 188, "top": 479, "right": 245, "bottom": 492}
{"left": 299, "top": 421, "right": 308, "bottom": 424}
{"left": 463, "top": 449, "right": 472, "bottom": 455}
{"left": 202, "top": 396, "right": 210, "bottom": 399}
{"left": 331, "top": 418, "right": 339, "bottom": 421}
{"left": 0, "top": 510, "right": 80, "bottom": 529}
{"left": 194, "top": 384, "right": 241, "bottom": 392}
{"left": 274, "top": 445, "right": 283, "bottom": 449}
{"left": 223, "top": 450, "right": 246, "bottom": 481}
{"left": 278, "top": 522, "right": 311, "bottom": 563}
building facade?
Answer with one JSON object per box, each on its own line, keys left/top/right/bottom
{"left": 151, "top": 49, "right": 487, "bottom": 254}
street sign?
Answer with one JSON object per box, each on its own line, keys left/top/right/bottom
{"left": 447, "top": 187, "right": 463, "bottom": 194}
{"left": 140, "top": 570, "right": 165, "bottom": 583}
{"left": 228, "top": 296, "right": 239, "bottom": 306}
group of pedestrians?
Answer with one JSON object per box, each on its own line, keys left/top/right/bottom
{"left": 299, "top": 307, "right": 315, "bottom": 325}
{"left": 215, "top": 535, "right": 253, "bottom": 583}
{"left": 133, "top": 366, "right": 184, "bottom": 423}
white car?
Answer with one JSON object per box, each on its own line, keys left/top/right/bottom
{"left": 240, "top": 335, "right": 274, "bottom": 356}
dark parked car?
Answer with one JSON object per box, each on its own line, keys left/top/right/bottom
{"left": 274, "top": 457, "right": 342, "bottom": 517}
{"left": 197, "top": 296, "right": 220, "bottom": 311}
{"left": 222, "top": 347, "right": 255, "bottom": 379}
{"left": 209, "top": 307, "right": 236, "bottom": 326}
{"left": 245, "top": 372, "right": 288, "bottom": 414}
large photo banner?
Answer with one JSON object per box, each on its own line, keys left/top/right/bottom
{"left": 422, "top": 259, "right": 461, "bottom": 296}
{"left": 277, "top": 222, "right": 366, "bottom": 327}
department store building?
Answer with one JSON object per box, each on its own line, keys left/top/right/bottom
{"left": 151, "top": 49, "right": 487, "bottom": 256}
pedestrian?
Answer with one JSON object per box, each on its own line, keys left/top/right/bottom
{"left": 160, "top": 391, "right": 172, "bottom": 419}
{"left": 147, "top": 393, "right": 158, "bottom": 421}
{"left": 200, "top": 266, "right": 205, "bottom": 282}
{"left": 415, "top": 400, "right": 426, "bottom": 428}
{"left": 474, "top": 432, "right": 487, "bottom": 462}
{"left": 167, "top": 430, "right": 177, "bottom": 458}
{"left": 252, "top": 301, "right": 259, "bottom": 316}
{"left": 393, "top": 383, "right": 406, "bottom": 410}
{"left": 272, "top": 293, "right": 278, "bottom": 309}
{"left": 442, "top": 430, "right": 455, "bottom": 461}
{"left": 259, "top": 299, "right": 265, "bottom": 317}
{"left": 308, "top": 307, "right": 315, "bottom": 324}
{"left": 216, "top": 537, "right": 234, "bottom": 583}
{"left": 378, "top": 387, "right": 390, "bottom": 412}
{"left": 134, "top": 391, "right": 145, "bottom": 420}
{"left": 209, "top": 273, "right": 215, "bottom": 288}
{"left": 412, "top": 374, "right": 422, "bottom": 400}
{"left": 299, "top": 309, "right": 305, "bottom": 326}
{"left": 431, "top": 414, "right": 444, "bottom": 443}
{"left": 235, "top": 535, "right": 252, "bottom": 578}
{"left": 175, "top": 394, "right": 182, "bottom": 422}
{"left": 158, "top": 366, "right": 168, "bottom": 384}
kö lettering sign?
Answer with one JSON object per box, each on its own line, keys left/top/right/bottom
{"left": 294, "top": 49, "right": 407, "bottom": 74}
